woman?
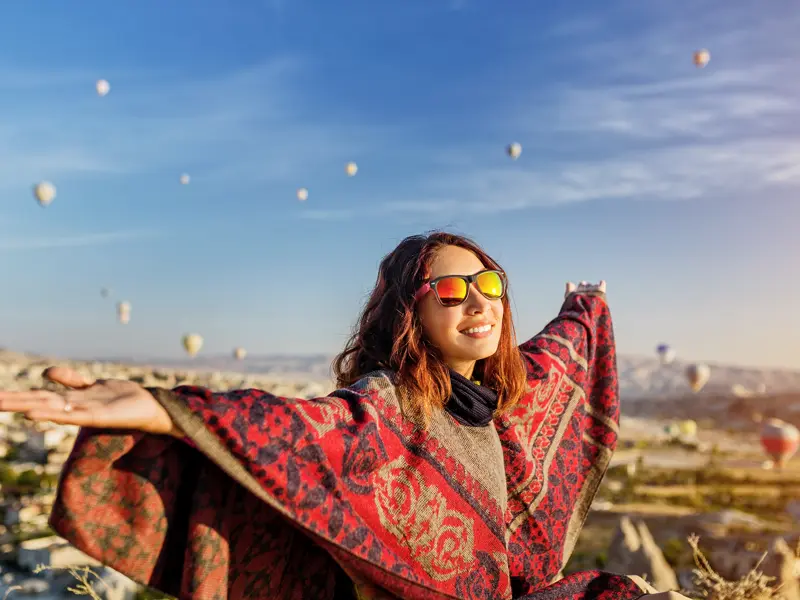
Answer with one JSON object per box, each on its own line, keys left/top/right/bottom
{"left": 0, "top": 232, "right": 684, "bottom": 600}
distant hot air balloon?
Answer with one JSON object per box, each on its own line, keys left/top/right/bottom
{"left": 182, "top": 334, "right": 204, "bottom": 357}
{"left": 96, "top": 79, "right": 110, "bottom": 96}
{"left": 664, "top": 422, "right": 680, "bottom": 439}
{"left": 678, "top": 419, "right": 697, "bottom": 438}
{"left": 117, "top": 301, "right": 131, "bottom": 325}
{"left": 506, "top": 142, "right": 522, "bottom": 160}
{"left": 686, "top": 363, "right": 710, "bottom": 392}
{"left": 180, "top": 173, "right": 190, "bottom": 185}
{"left": 33, "top": 181, "right": 56, "bottom": 207}
{"left": 345, "top": 162, "right": 358, "bottom": 177}
{"left": 693, "top": 49, "right": 710, "bottom": 68}
{"left": 656, "top": 343, "right": 675, "bottom": 365}
{"left": 233, "top": 347, "right": 247, "bottom": 361}
{"left": 760, "top": 418, "right": 800, "bottom": 468}
{"left": 297, "top": 187, "right": 309, "bottom": 202}
{"left": 731, "top": 384, "right": 752, "bottom": 398}
{"left": 100, "top": 288, "right": 110, "bottom": 299}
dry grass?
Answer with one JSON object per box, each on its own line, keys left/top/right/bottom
{"left": 684, "top": 534, "right": 800, "bottom": 600}
{"left": 1, "top": 564, "right": 109, "bottom": 599}
{"left": 34, "top": 564, "right": 109, "bottom": 598}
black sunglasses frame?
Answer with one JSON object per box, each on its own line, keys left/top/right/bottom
{"left": 427, "top": 269, "right": 507, "bottom": 307}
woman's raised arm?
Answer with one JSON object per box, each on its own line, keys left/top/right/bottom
{"left": 499, "top": 281, "right": 625, "bottom": 596}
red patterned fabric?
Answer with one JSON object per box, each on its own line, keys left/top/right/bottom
{"left": 49, "top": 292, "right": 651, "bottom": 599}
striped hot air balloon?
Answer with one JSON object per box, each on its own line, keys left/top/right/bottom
{"left": 760, "top": 419, "right": 800, "bottom": 468}
{"left": 686, "top": 363, "right": 710, "bottom": 392}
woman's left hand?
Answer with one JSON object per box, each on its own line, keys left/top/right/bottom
{"left": 565, "top": 280, "right": 606, "bottom": 298}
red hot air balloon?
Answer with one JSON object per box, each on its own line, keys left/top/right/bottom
{"left": 760, "top": 418, "right": 800, "bottom": 468}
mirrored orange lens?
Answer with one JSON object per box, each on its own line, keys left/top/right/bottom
{"left": 476, "top": 271, "right": 504, "bottom": 298}
{"left": 435, "top": 277, "right": 468, "bottom": 305}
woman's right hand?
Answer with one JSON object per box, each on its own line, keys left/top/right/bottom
{"left": 0, "top": 366, "right": 181, "bottom": 437}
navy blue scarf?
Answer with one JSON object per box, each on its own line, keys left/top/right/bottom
{"left": 446, "top": 369, "right": 498, "bottom": 426}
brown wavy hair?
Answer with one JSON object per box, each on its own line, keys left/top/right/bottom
{"left": 332, "top": 231, "right": 528, "bottom": 424}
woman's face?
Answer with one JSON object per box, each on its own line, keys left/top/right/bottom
{"left": 417, "top": 245, "right": 504, "bottom": 379}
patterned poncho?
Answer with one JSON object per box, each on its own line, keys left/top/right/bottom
{"left": 48, "top": 291, "right": 657, "bottom": 599}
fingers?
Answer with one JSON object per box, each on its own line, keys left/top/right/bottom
{"left": 566, "top": 280, "right": 607, "bottom": 295}
{"left": 0, "top": 389, "right": 66, "bottom": 413}
{"left": 44, "top": 366, "right": 95, "bottom": 389}
{"left": 25, "top": 407, "right": 96, "bottom": 428}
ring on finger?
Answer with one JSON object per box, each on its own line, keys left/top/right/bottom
{"left": 63, "top": 398, "right": 73, "bottom": 413}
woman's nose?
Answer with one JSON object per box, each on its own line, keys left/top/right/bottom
{"left": 465, "top": 284, "right": 490, "bottom": 312}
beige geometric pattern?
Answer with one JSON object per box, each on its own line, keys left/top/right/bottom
{"left": 373, "top": 455, "right": 476, "bottom": 582}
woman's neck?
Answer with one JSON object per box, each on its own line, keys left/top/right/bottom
{"left": 449, "top": 360, "right": 477, "bottom": 381}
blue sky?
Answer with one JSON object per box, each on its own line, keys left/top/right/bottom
{"left": 1, "top": 0, "right": 799, "bottom": 369}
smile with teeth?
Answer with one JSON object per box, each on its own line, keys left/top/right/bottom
{"left": 460, "top": 324, "right": 493, "bottom": 336}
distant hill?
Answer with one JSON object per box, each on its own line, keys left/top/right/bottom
{"left": 92, "top": 353, "right": 800, "bottom": 400}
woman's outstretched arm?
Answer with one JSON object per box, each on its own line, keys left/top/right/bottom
{"left": 0, "top": 368, "right": 485, "bottom": 600}
{"left": 501, "top": 282, "right": 623, "bottom": 595}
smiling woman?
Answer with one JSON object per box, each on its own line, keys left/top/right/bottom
{"left": 0, "top": 231, "right": 677, "bottom": 599}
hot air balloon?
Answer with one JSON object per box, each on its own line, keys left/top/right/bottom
{"left": 297, "top": 187, "right": 309, "bottom": 202}
{"left": 506, "top": 143, "right": 522, "bottom": 160}
{"left": 96, "top": 79, "right": 110, "bottom": 96}
{"left": 345, "top": 162, "right": 358, "bottom": 177}
{"left": 731, "top": 384, "right": 752, "bottom": 398}
{"left": 180, "top": 173, "right": 190, "bottom": 185}
{"left": 182, "top": 334, "right": 203, "bottom": 357}
{"left": 656, "top": 343, "right": 675, "bottom": 365}
{"left": 693, "top": 49, "right": 710, "bottom": 68}
{"left": 100, "top": 288, "right": 110, "bottom": 299}
{"left": 33, "top": 181, "right": 56, "bottom": 207}
{"left": 760, "top": 419, "right": 800, "bottom": 468}
{"left": 664, "top": 423, "right": 680, "bottom": 439}
{"left": 117, "top": 301, "right": 131, "bottom": 325}
{"left": 233, "top": 347, "right": 247, "bottom": 361}
{"left": 678, "top": 419, "right": 697, "bottom": 439}
{"left": 686, "top": 363, "right": 710, "bottom": 392}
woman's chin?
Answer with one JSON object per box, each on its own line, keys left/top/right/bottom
{"left": 455, "top": 339, "right": 500, "bottom": 361}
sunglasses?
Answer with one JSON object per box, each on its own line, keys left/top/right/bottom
{"left": 414, "top": 269, "right": 507, "bottom": 307}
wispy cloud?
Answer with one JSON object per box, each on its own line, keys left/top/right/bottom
{"left": 0, "top": 57, "right": 387, "bottom": 193}
{"left": 353, "top": 4, "right": 800, "bottom": 217}
{"left": 1, "top": 3, "right": 798, "bottom": 226}
{"left": 0, "top": 229, "right": 161, "bottom": 251}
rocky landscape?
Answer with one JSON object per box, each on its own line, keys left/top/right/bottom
{"left": 1, "top": 347, "right": 800, "bottom": 599}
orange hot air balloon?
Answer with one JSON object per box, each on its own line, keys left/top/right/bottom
{"left": 760, "top": 419, "right": 800, "bottom": 468}
{"left": 693, "top": 49, "right": 710, "bottom": 68}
